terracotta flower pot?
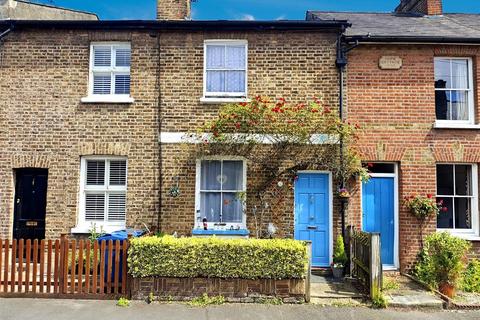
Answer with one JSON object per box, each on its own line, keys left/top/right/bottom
{"left": 439, "top": 282, "right": 456, "bottom": 298}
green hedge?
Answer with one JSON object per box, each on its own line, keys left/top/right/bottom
{"left": 128, "top": 236, "right": 308, "bottom": 279}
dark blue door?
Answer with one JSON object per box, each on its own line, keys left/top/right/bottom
{"left": 294, "top": 173, "right": 330, "bottom": 267}
{"left": 362, "top": 177, "right": 395, "bottom": 267}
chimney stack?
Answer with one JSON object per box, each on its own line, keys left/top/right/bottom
{"left": 395, "top": 0, "right": 443, "bottom": 16}
{"left": 157, "top": 0, "right": 191, "bottom": 20}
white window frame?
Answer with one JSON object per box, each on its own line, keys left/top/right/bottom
{"left": 202, "top": 40, "right": 248, "bottom": 100}
{"left": 195, "top": 157, "right": 247, "bottom": 230}
{"left": 72, "top": 156, "right": 128, "bottom": 234}
{"left": 81, "top": 42, "right": 134, "bottom": 104}
{"left": 436, "top": 163, "right": 479, "bottom": 238}
{"left": 434, "top": 57, "right": 475, "bottom": 127}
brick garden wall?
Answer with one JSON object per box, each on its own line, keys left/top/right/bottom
{"left": 131, "top": 277, "right": 306, "bottom": 303}
{"left": 345, "top": 44, "right": 480, "bottom": 271}
{"left": 0, "top": 30, "right": 161, "bottom": 238}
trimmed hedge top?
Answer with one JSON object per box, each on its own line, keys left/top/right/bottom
{"left": 128, "top": 236, "right": 308, "bottom": 279}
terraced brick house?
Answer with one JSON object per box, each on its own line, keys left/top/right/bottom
{"left": 309, "top": 0, "right": 480, "bottom": 271}
{"left": 0, "top": 0, "right": 351, "bottom": 268}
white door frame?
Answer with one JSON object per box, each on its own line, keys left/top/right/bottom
{"left": 294, "top": 171, "right": 333, "bottom": 267}
{"left": 360, "top": 164, "right": 399, "bottom": 270}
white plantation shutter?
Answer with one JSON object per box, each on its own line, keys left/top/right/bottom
{"left": 93, "top": 75, "right": 112, "bottom": 95}
{"left": 90, "top": 43, "right": 131, "bottom": 96}
{"left": 115, "top": 48, "right": 131, "bottom": 67}
{"left": 109, "top": 160, "right": 127, "bottom": 185}
{"left": 81, "top": 157, "right": 127, "bottom": 224}
{"left": 108, "top": 194, "right": 126, "bottom": 221}
{"left": 85, "top": 194, "right": 105, "bottom": 221}
{"left": 114, "top": 75, "right": 130, "bottom": 95}
{"left": 93, "top": 47, "right": 111, "bottom": 67}
{"left": 86, "top": 160, "right": 105, "bottom": 185}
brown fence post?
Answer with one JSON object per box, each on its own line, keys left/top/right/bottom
{"left": 59, "top": 234, "right": 67, "bottom": 294}
{"left": 370, "top": 233, "right": 382, "bottom": 300}
{"left": 305, "top": 241, "right": 312, "bottom": 303}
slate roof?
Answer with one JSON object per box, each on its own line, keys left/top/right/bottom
{"left": 307, "top": 11, "right": 480, "bottom": 41}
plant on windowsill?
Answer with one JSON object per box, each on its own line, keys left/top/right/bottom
{"left": 185, "top": 96, "right": 369, "bottom": 238}
{"left": 332, "top": 235, "right": 348, "bottom": 279}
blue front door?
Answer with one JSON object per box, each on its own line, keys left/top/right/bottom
{"left": 294, "top": 173, "right": 330, "bottom": 267}
{"left": 362, "top": 177, "right": 395, "bottom": 267}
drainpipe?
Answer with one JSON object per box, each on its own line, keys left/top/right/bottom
{"left": 155, "top": 32, "right": 163, "bottom": 233}
{"left": 335, "top": 31, "right": 358, "bottom": 239}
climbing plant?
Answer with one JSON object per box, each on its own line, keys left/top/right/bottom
{"left": 184, "top": 96, "right": 368, "bottom": 237}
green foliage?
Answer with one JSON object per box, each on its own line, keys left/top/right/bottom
{"left": 88, "top": 223, "right": 106, "bottom": 243}
{"left": 332, "top": 235, "right": 348, "bottom": 267}
{"left": 382, "top": 277, "right": 400, "bottom": 292}
{"left": 461, "top": 259, "right": 480, "bottom": 293}
{"left": 414, "top": 232, "right": 470, "bottom": 288}
{"left": 371, "top": 294, "right": 388, "bottom": 309}
{"left": 116, "top": 297, "right": 130, "bottom": 307}
{"left": 147, "top": 292, "right": 155, "bottom": 304}
{"left": 188, "top": 294, "right": 225, "bottom": 307}
{"left": 403, "top": 195, "right": 443, "bottom": 220}
{"left": 128, "top": 236, "right": 308, "bottom": 279}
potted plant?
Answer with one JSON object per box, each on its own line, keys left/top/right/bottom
{"left": 332, "top": 235, "right": 348, "bottom": 279}
{"left": 404, "top": 194, "right": 445, "bottom": 220}
{"left": 415, "top": 232, "right": 470, "bottom": 298}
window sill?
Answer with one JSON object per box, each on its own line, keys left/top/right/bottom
{"left": 81, "top": 96, "right": 135, "bottom": 104}
{"left": 191, "top": 229, "right": 250, "bottom": 237}
{"left": 71, "top": 223, "right": 126, "bottom": 234}
{"left": 433, "top": 122, "right": 480, "bottom": 130}
{"left": 200, "top": 97, "right": 250, "bottom": 104}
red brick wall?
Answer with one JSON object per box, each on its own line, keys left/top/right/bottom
{"left": 346, "top": 44, "right": 480, "bottom": 271}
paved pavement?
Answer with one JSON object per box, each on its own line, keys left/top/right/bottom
{"left": 2, "top": 299, "right": 480, "bottom": 320}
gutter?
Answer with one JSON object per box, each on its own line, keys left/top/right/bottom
{"left": 345, "top": 35, "right": 480, "bottom": 45}
{"left": 0, "top": 19, "right": 350, "bottom": 32}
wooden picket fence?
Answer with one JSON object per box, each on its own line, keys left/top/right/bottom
{"left": 0, "top": 236, "right": 129, "bottom": 299}
{"left": 347, "top": 226, "right": 382, "bottom": 300}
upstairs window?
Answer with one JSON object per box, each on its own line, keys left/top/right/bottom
{"left": 435, "top": 58, "right": 474, "bottom": 124}
{"left": 89, "top": 43, "right": 131, "bottom": 97}
{"left": 78, "top": 157, "right": 127, "bottom": 231}
{"left": 204, "top": 40, "right": 247, "bottom": 98}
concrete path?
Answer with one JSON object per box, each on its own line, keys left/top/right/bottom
{"left": 384, "top": 275, "right": 444, "bottom": 310}
{"left": 1, "top": 299, "right": 480, "bottom": 320}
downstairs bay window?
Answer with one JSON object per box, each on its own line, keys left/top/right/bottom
{"left": 73, "top": 156, "right": 127, "bottom": 233}
{"left": 436, "top": 164, "right": 479, "bottom": 237}
{"left": 195, "top": 159, "right": 247, "bottom": 231}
